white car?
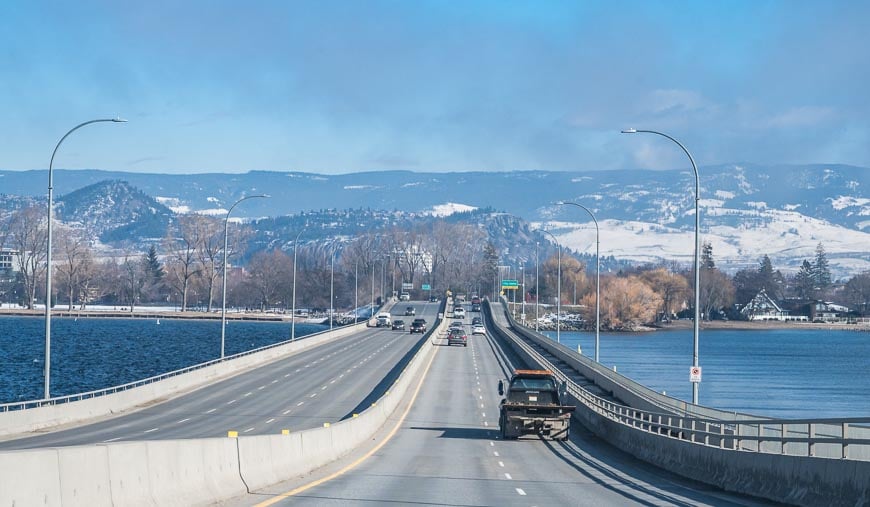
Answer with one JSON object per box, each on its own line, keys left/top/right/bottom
{"left": 472, "top": 324, "right": 486, "bottom": 335}
{"left": 453, "top": 307, "right": 465, "bottom": 318}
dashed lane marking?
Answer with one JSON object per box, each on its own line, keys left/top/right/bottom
{"left": 227, "top": 400, "right": 237, "bottom": 405}
{"left": 297, "top": 401, "right": 305, "bottom": 406}
{"left": 243, "top": 427, "right": 255, "bottom": 433}
{"left": 498, "top": 461, "right": 505, "bottom": 467}
{"left": 176, "top": 418, "right": 190, "bottom": 424}
{"left": 516, "top": 488, "right": 526, "bottom": 496}
{"left": 504, "top": 473, "right": 512, "bottom": 480}
{"left": 266, "top": 418, "right": 275, "bottom": 424}
{"left": 282, "top": 409, "right": 292, "bottom": 415}
{"left": 206, "top": 408, "right": 217, "bottom": 414}
{"left": 144, "top": 428, "right": 159, "bottom": 433}
{"left": 102, "top": 437, "right": 122, "bottom": 442}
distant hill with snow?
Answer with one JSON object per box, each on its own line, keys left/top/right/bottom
{"left": 1, "top": 164, "right": 867, "bottom": 277}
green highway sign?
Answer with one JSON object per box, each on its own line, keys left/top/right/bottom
{"left": 501, "top": 279, "right": 519, "bottom": 287}
{"left": 422, "top": 284, "right": 431, "bottom": 290}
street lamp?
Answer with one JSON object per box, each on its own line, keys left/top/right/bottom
{"left": 330, "top": 246, "right": 337, "bottom": 331}
{"left": 44, "top": 117, "right": 126, "bottom": 399}
{"left": 538, "top": 229, "right": 562, "bottom": 344}
{"left": 557, "top": 201, "right": 601, "bottom": 363}
{"left": 622, "top": 128, "right": 702, "bottom": 405}
{"left": 221, "top": 194, "right": 268, "bottom": 359}
{"left": 291, "top": 228, "right": 305, "bottom": 341}
{"left": 535, "top": 241, "right": 540, "bottom": 332}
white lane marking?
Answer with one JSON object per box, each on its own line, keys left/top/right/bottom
{"left": 295, "top": 369, "right": 301, "bottom": 373}
{"left": 321, "top": 385, "right": 328, "bottom": 390}
{"left": 484, "top": 421, "right": 489, "bottom": 426}
{"left": 504, "top": 473, "right": 512, "bottom": 480}
{"left": 258, "top": 386, "right": 265, "bottom": 390}
{"left": 480, "top": 404, "right": 484, "bottom": 408}
{"left": 243, "top": 427, "right": 255, "bottom": 433}
{"left": 176, "top": 418, "right": 191, "bottom": 424}
{"left": 310, "top": 393, "right": 317, "bottom": 398}
{"left": 515, "top": 488, "right": 526, "bottom": 496}
{"left": 493, "top": 451, "right": 499, "bottom": 457}
{"left": 282, "top": 409, "right": 292, "bottom": 415}
{"left": 266, "top": 418, "right": 275, "bottom": 424}
{"left": 284, "top": 373, "right": 291, "bottom": 378}
{"left": 102, "top": 437, "right": 122, "bottom": 443}
{"left": 244, "top": 392, "right": 252, "bottom": 397}
{"left": 144, "top": 428, "right": 159, "bottom": 433}
{"left": 206, "top": 408, "right": 217, "bottom": 414}
{"left": 227, "top": 399, "right": 237, "bottom": 405}
{"left": 339, "top": 374, "right": 345, "bottom": 378}
{"left": 498, "top": 461, "right": 505, "bottom": 467}
{"left": 482, "top": 412, "right": 486, "bottom": 417}
{"left": 297, "top": 401, "right": 305, "bottom": 406}
{"left": 271, "top": 379, "right": 279, "bottom": 384}
{"left": 489, "top": 441, "right": 495, "bottom": 447}
{"left": 330, "top": 379, "right": 336, "bottom": 384}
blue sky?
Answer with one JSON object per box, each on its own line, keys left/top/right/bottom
{"left": 1, "top": 1, "right": 869, "bottom": 174}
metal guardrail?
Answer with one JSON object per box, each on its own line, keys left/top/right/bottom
{"left": 1, "top": 321, "right": 365, "bottom": 413}
{"left": 490, "top": 299, "right": 870, "bottom": 461}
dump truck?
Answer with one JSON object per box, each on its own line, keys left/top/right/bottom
{"left": 498, "top": 369, "right": 575, "bottom": 440}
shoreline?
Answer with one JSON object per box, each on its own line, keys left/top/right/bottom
{"left": 528, "top": 318, "right": 870, "bottom": 332}
{"left": 0, "top": 308, "right": 327, "bottom": 323}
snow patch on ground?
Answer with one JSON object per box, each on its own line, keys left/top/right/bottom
{"left": 715, "top": 190, "right": 735, "bottom": 200}
{"left": 343, "top": 185, "right": 379, "bottom": 190}
{"left": 829, "top": 195, "right": 870, "bottom": 211}
{"left": 155, "top": 196, "right": 191, "bottom": 214}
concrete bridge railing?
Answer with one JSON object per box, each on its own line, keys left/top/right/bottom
{"left": 486, "top": 299, "right": 870, "bottom": 507}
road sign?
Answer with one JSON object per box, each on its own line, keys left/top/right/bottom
{"left": 402, "top": 282, "right": 413, "bottom": 290}
{"left": 689, "top": 366, "right": 702, "bottom": 383}
{"left": 422, "top": 284, "right": 431, "bottom": 290}
{"left": 501, "top": 279, "right": 518, "bottom": 287}
{"left": 501, "top": 285, "right": 519, "bottom": 290}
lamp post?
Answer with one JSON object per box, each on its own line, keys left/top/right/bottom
{"left": 521, "top": 265, "right": 525, "bottom": 321}
{"left": 291, "top": 228, "right": 305, "bottom": 341}
{"left": 44, "top": 118, "right": 126, "bottom": 399}
{"left": 622, "top": 128, "right": 701, "bottom": 405}
{"left": 330, "top": 247, "right": 336, "bottom": 331}
{"left": 221, "top": 194, "right": 268, "bottom": 359}
{"left": 539, "top": 229, "right": 561, "bottom": 344}
{"left": 536, "top": 241, "right": 540, "bottom": 332}
{"left": 557, "top": 201, "right": 601, "bottom": 363}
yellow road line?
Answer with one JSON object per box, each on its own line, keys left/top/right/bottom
{"left": 254, "top": 343, "right": 440, "bottom": 506}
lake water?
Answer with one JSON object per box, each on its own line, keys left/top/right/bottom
{"left": 0, "top": 316, "right": 327, "bottom": 404}
{"left": 543, "top": 328, "right": 870, "bottom": 419}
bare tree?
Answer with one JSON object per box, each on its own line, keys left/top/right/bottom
{"left": 246, "top": 249, "right": 293, "bottom": 310}
{"left": 8, "top": 205, "right": 47, "bottom": 309}
{"left": 55, "top": 226, "right": 95, "bottom": 310}
{"left": 163, "top": 216, "right": 203, "bottom": 311}
{"left": 192, "top": 215, "right": 224, "bottom": 312}
{"left": 639, "top": 267, "right": 690, "bottom": 321}
{"left": 120, "top": 251, "right": 146, "bottom": 312}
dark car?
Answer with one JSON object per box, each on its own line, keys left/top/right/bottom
{"left": 410, "top": 318, "right": 427, "bottom": 333}
{"left": 404, "top": 306, "right": 416, "bottom": 316}
{"left": 471, "top": 303, "right": 481, "bottom": 312}
{"left": 429, "top": 296, "right": 439, "bottom": 302}
{"left": 471, "top": 317, "right": 482, "bottom": 325}
{"left": 391, "top": 319, "right": 405, "bottom": 330}
{"left": 447, "top": 327, "right": 467, "bottom": 347}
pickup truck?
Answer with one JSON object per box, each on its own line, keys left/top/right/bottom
{"left": 498, "top": 369, "right": 574, "bottom": 441}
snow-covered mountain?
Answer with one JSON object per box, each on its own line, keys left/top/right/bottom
{"left": 1, "top": 164, "right": 867, "bottom": 277}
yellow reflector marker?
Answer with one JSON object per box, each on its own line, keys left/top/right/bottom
{"left": 352, "top": 413, "right": 359, "bottom": 418}
{"left": 371, "top": 402, "right": 377, "bottom": 407}
{"left": 323, "top": 422, "right": 331, "bottom": 428}
{"left": 281, "top": 429, "right": 290, "bottom": 435}
{"left": 227, "top": 431, "right": 238, "bottom": 438}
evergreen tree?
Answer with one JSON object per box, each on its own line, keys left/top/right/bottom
{"left": 701, "top": 242, "right": 715, "bottom": 270}
{"left": 757, "top": 255, "right": 784, "bottom": 298}
{"left": 794, "top": 260, "right": 815, "bottom": 299}
{"left": 141, "top": 245, "right": 165, "bottom": 303}
{"left": 812, "top": 242, "right": 831, "bottom": 290}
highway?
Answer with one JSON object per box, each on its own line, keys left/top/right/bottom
{"left": 239, "top": 303, "right": 774, "bottom": 507}
{"left": 0, "top": 301, "right": 441, "bottom": 450}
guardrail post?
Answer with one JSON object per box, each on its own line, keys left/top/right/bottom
{"left": 735, "top": 423, "right": 741, "bottom": 450}
{"left": 704, "top": 421, "right": 709, "bottom": 446}
{"left": 808, "top": 423, "right": 815, "bottom": 457}
{"left": 842, "top": 423, "right": 849, "bottom": 459}
{"left": 678, "top": 418, "right": 683, "bottom": 440}
{"left": 719, "top": 422, "right": 725, "bottom": 449}
{"left": 781, "top": 423, "right": 787, "bottom": 455}
{"left": 757, "top": 423, "right": 762, "bottom": 452}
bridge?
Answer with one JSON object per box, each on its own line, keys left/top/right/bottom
{"left": 1, "top": 298, "right": 867, "bottom": 506}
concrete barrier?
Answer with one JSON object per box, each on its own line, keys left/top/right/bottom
{"left": 0, "top": 323, "right": 365, "bottom": 437}
{"left": 0, "top": 308, "right": 445, "bottom": 506}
